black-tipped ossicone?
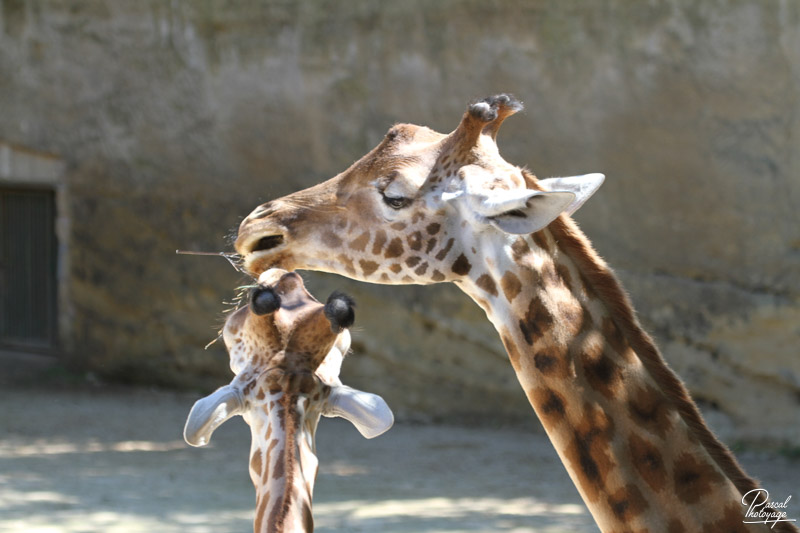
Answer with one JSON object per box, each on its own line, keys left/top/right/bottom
{"left": 324, "top": 291, "right": 356, "bottom": 332}
{"left": 250, "top": 286, "right": 281, "bottom": 315}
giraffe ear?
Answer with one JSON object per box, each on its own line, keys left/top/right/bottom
{"left": 537, "top": 173, "right": 605, "bottom": 215}
{"left": 486, "top": 190, "right": 576, "bottom": 235}
{"left": 323, "top": 385, "right": 394, "bottom": 439}
{"left": 458, "top": 164, "right": 578, "bottom": 234}
{"left": 184, "top": 384, "right": 244, "bottom": 447}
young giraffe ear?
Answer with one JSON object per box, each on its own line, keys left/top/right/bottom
{"left": 184, "top": 384, "right": 244, "bottom": 447}
{"left": 537, "top": 173, "right": 605, "bottom": 215}
{"left": 323, "top": 385, "right": 394, "bottom": 439}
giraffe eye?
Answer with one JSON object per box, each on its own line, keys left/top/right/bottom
{"left": 382, "top": 193, "right": 411, "bottom": 210}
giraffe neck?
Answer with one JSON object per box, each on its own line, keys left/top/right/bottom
{"left": 458, "top": 217, "right": 785, "bottom": 532}
{"left": 246, "top": 393, "right": 318, "bottom": 533}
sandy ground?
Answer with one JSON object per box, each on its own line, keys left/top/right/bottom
{"left": 1, "top": 384, "right": 798, "bottom": 533}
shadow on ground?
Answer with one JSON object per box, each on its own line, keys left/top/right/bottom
{"left": 1, "top": 382, "right": 797, "bottom": 532}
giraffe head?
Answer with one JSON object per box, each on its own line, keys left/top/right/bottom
{"left": 184, "top": 268, "right": 393, "bottom": 532}
{"left": 235, "top": 94, "right": 604, "bottom": 285}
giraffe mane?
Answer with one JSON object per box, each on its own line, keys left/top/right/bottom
{"left": 271, "top": 392, "right": 301, "bottom": 530}
{"left": 527, "top": 169, "right": 796, "bottom": 531}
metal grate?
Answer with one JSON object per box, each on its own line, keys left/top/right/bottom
{"left": 0, "top": 188, "right": 58, "bottom": 351}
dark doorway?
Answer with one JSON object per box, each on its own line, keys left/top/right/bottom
{"left": 0, "top": 187, "right": 58, "bottom": 352}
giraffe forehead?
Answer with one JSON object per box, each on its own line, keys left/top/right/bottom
{"left": 387, "top": 122, "right": 447, "bottom": 145}
{"left": 223, "top": 274, "right": 331, "bottom": 373}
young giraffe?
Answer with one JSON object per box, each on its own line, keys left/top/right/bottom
{"left": 184, "top": 268, "right": 394, "bottom": 533}
{"left": 233, "top": 95, "right": 797, "bottom": 532}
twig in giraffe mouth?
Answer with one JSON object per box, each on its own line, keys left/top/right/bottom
{"left": 175, "top": 249, "right": 246, "bottom": 274}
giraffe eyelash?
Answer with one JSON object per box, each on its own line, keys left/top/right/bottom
{"left": 381, "top": 193, "right": 411, "bottom": 209}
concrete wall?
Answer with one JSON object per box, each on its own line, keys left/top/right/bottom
{"left": 1, "top": 1, "right": 798, "bottom": 443}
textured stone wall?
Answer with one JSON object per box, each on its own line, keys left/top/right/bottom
{"left": 1, "top": 1, "right": 797, "bottom": 442}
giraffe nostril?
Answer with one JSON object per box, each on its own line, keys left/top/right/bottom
{"left": 251, "top": 234, "right": 284, "bottom": 253}
{"left": 250, "top": 287, "right": 281, "bottom": 315}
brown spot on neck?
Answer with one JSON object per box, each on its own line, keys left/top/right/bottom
{"left": 336, "top": 253, "right": 356, "bottom": 276}
{"left": 384, "top": 237, "right": 404, "bottom": 258}
{"left": 500, "top": 332, "right": 522, "bottom": 370}
{"left": 511, "top": 237, "right": 532, "bottom": 262}
{"left": 564, "top": 403, "right": 616, "bottom": 503}
{"left": 532, "top": 345, "right": 571, "bottom": 378}
{"left": 250, "top": 449, "right": 263, "bottom": 479}
{"left": 407, "top": 230, "right": 423, "bottom": 251}
{"left": 532, "top": 230, "right": 550, "bottom": 251}
{"left": 628, "top": 384, "right": 672, "bottom": 438}
{"left": 672, "top": 452, "right": 724, "bottom": 505}
{"left": 668, "top": 519, "right": 687, "bottom": 533}
{"left": 372, "top": 229, "right": 388, "bottom": 255}
{"left": 435, "top": 237, "right": 455, "bottom": 260}
{"left": 607, "top": 483, "right": 648, "bottom": 522}
{"left": 349, "top": 231, "right": 371, "bottom": 252}
{"left": 530, "top": 387, "right": 567, "bottom": 429}
{"left": 406, "top": 256, "right": 421, "bottom": 268}
{"left": 628, "top": 433, "right": 667, "bottom": 493}
{"left": 579, "top": 332, "right": 623, "bottom": 399}
{"left": 518, "top": 294, "right": 554, "bottom": 345}
{"left": 539, "top": 260, "right": 561, "bottom": 290}
{"left": 451, "top": 253, "right": 472, "bottom": 276}
{"left": 500, "top": 271, "right": 522, "bottom": 303}
{"left": 359, "top": 259, "right": 379, "bottom": 277}
{"left": 425, "top": 237, "right": 437, "bottom": 253}
{"left": 475, "top": 274, "right": 498, "bottom": 297}
{"left": 254, "top": 492, "right": 269, "bottom": 532}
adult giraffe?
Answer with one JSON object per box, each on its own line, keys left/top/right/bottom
{"left": 184, "top": 268, "right": 394, "bottom": 532}
{"left": 234, "top": 95, "right": 796, "bottom": 532}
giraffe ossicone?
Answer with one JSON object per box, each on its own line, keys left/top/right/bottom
{"left": 184, "top": 268, "right": 393, "bottom": 532}
{"left": 233, "top": 95, "right": 796, "bottom": 532}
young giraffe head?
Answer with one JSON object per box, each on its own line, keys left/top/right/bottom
{"left": 235, "top": 94, "right": 603, "bottom": 286}
{"left": 184, "top": 268, "right": 394, "bottom": 533}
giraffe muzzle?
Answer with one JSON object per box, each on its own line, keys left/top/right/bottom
{"left": 235, "top": 229, "right": 290, "bottom": 275}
